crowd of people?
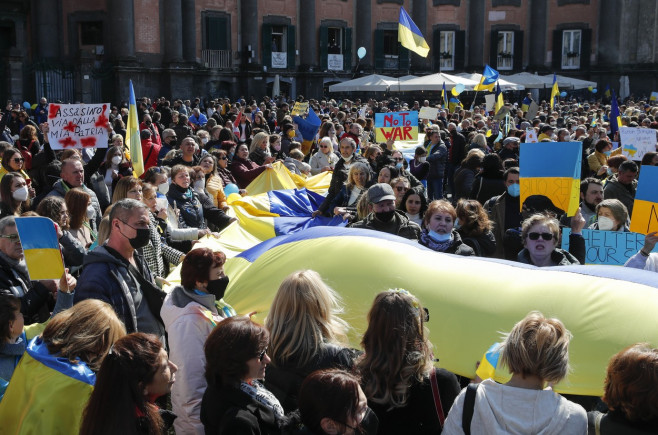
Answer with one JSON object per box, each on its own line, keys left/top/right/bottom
{"left": 0, "top": 91, "right": 656, "bottom": 434}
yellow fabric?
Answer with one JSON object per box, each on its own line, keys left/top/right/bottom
{"left": 206, "top": 174, "right": 228, "bottom": 208}
{"left": 245, "top": 161, "right": 298, "bottom": 195}
{"left": 23, "top": 248, "right": 64, "bottom": 280}
{"left": 398, "top": 24, "right": 430, "bottom": 57}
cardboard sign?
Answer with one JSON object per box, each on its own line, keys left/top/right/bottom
{"left": 418, "top": 106, "right": 439, "bottom": 120}
{"left": 291, "top": 102, "right": 309, "bottom": 116}
{"left": 519, "top": 142, "right": 582, "bottom": 216}
{"left": 620, "top": 127, "right": 657, "bottom": 161}
{"left": 562, "top": 228, "right": 658, "bottom": 266}
{"left": 484, "top": 94, "right": 495, "bottom": 112}
{"left": 375, "top": 111, "right": 419, "bottom": 142}
{"left": 525, "top": 128, "right": 538, "bottom": 143}
{"left": 630, "top": 165, "right": 658, "bottom": 235}
{"left": 525, "top": 101, "right": 539, "bottom": 120}
{"left": 47, "top": 103, "right": 110, "bottom": 149}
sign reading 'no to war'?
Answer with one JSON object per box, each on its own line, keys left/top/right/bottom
{"left": 375, "top": 111, "right": 418, "bottom": 142}
{"left": 47, "top": 103, "right": 111, "bottom": 150}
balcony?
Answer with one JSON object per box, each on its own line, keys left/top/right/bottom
{"left": 202, "top": 50, "right": 232, "bottom": 69}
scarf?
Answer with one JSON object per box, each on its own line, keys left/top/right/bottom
{"left": 0, "top": 250, "right": 30, "bottom": 283}
{"left": 419, "top": 229, "right": 454, "bottom": 252}
{"left": 240, "top": 380, "right": 284, "bottom": 421}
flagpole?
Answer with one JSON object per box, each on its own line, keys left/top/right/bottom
{"left": 470, "top": 89, "right": 479, "bottom": 111}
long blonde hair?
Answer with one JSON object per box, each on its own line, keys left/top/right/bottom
{"left": 266, "top": 270, "right": 349, "bottom": 368}
{"left": 357, "top": 290, "right": 433, "bottom": 408}
{"left": 249, "top": 132, "right": 270, "bottom": 154}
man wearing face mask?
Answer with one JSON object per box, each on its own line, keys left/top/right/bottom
{"left": 75, "top": 199, "right": 166, "bottom": 343}
{"left": 484, "top": 167, "right": 522, "bottom": 259}
{"left": 161, "top": 247, "right": 235, "bottom": 435}
{"left": 159, "top": 129, "right": 178, "bottom": 164}
{"left": 350, "top": 183, "right": 421, "bottom": 240}
{"left": 140, "top": 114, "right": 161, "bottom": 147}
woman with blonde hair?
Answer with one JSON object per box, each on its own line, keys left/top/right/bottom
{"left": 357, "top": 289, "right": 459, "bottom": 434}
{"left": 442, "top": 311, "right": 586, "bottom": 434}
{"left": 0, "top": 299, "right": 126, "bottom": 434}
{"left": 328, "top": 161, "right": 370, "bottom": 219}
{"left": 309, "top": 136, "right": 339, "bottom": 175}
{"left": 264, "top": 270, "right": 356, "bottom": 412}
{"left": 249, "top": 131, "right": 276, "bottom": 166}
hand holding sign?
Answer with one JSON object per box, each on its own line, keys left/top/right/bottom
{"left": 643, "top": 231, "right": 658, "bottom": 253}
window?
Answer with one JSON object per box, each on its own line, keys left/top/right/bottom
{"left": 79, "top": 21, "right": 103, "bottom": 46}
{"left": 271, "top": 25, "right": 286, "bottom": 54}
{"left": 497, "top": 31, "right": 514, "bottom": 70}
{"left": 561, "top": 29, "right": 581, "bottom": 69}
{"left": 328, "top": 28, "right": 342, "bottom": 54}
{"left": 383, "top": 30, "right": 399, "bottom": 69}
{"left": 439, "top": 31, "right": 455, "bottom": 70}
{"left": 204, "top": 15, "right": 229, "bottom": 51}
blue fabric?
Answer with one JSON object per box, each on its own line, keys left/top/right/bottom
{"left": 268, "top": 189, "right": 315, "bottom": 216}
{"left": 26, "top": 337, "right": 96, "bottom": 386}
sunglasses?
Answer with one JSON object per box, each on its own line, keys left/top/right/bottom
{"left": 258, "top": 347, "right": 268, "bottom": 362}
{"left": 528, "top": 232, "right": 554, "bottom": 241}
{"left": 393, "top": 158, "right": 404, "bottom": 162}
{"left": 319, "top": 145, "right": 329, "bottom": 149}
{"left": 13, "top": 158, "right": 24, "bottom": 163}
{"left": 218, "top": 156, "right": 228, "bottom": 160}
{"left": 395, "top": 186, "right": 407, "bottom": 192}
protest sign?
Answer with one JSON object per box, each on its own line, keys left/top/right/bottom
{"left": 47, "top": 103, "right": 110, "bottom": 150}
{"left": 619, "top": 127, "right": 656, "bottom": 161}
{"left": 629, "top": 165, "right": 658, "bottom": 234}
{"left": 525, "top": 101, "right": 539, "bottom": 120}
{"left": 484, "top": 94, "right": 495, "bottom": 113}
{"left": 291, "top": 102, "right": 309, "bottom": 116}
{"left": 525, "top": 128, "right": 538, "bottom": 143}
{"left": 651, "top": 91, "right": 658, "bottom": 101}
{"left": 375, "top": 111, "right": 418, "bottom": 142}
{"left": 418, "top": 107, "right": 439, "bottom": 120}
{"left": 562, "top": 228, "right": 658, "bottom": 266}
{"left": 520, "top": 142, "right": 581, "bottom": 216}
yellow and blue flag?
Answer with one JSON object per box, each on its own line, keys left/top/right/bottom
{"left": 494, "top": 82, "right": 504, "bottom": 115}
{"left": 474, "top": 64, "right": 499, "bottom": 92}
{"left": 442, "top": 82, "right": 447, "bottom": 108}
{"left": 604, "top": 84, "right": 611, "bottom": 98}
{"left": 475, "top": 342, "right": 503, "bottom": 381}
{"left": 0, "top": 336, "right": 95, "bottom": 434}
{"left": 610, "top": 89, "right": 622, "bottom": 136}
{"left": 448, "top": 97, "right": 461, "bottom": 114}
{"left": 520, "top": 141, "right": 582, "bottom": 216}
{"left": 398, "top": 7, "right": 429, "bottom": 57}
{"left": 629, "top": 165, "right": 658, "bottom": 234}
{"left": 15, "top": 217, "right": 64, "bottom": 280}
{"left": 521, "top": 95, "right": 532, "bottom": 112}
{"left": 293, "top": 107, "right": 322, "bottom": 156}
{"left": 550, "top": 73, "right": 560, "bottom": 110}
{"left": 127, "top": 80, "right": 144, "bottom": 177}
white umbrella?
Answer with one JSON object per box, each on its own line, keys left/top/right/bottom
{"left": 272, "top": 74, "right": 280, "bottom": 98}
{"left": 393, "top": 72, "right": 478, "bottom": 92}
{"left": 328, "top": 74, "right": 397, "bottom": 92}
{"left": 544, "top": 74, "right": 596, "bottom": 90}
{"left": 455, "top": 73, "right": 525, "bottom": 91}
{"left": 619, "top": 76, "right": 630, "bottom": 100}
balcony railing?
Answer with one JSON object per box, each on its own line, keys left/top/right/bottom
{"left": 202, "top": 50, "right": 232, "bottom": 69}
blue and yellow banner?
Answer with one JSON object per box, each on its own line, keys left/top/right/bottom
{"left": 398, "top": 6, "right": 429, "bottom": 57}
{"left": 375, "top": 111, "right": 419, "bottom": 142}
{"left": 127, "top": 80, "right": 144, "bottom": 177}
{"left": 521, "top": 95, "right": 532, "bottom": 113}
{"left": 494, "top": 82, "right": 504, "bottom": 115}
{"left": 474, "top": 64, "right": 499, "bottom": 92}
{"left": 15, "top": 216, "right": 65, "bottom": 280}
{"left": 293, "top": 107, "right": 322, "bottom": 156}
{"left": 520, "top": 141, "right": 582, "bottom": 216}
{"left": 630, "top": 165, "right": 658, "bottom": 234}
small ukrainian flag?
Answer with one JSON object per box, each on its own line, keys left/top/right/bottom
{"left": 398, "top": 7, "right": 429, "bottom": 58}
{"left": 15, "top": 217, "right": 64, "bottom": 280}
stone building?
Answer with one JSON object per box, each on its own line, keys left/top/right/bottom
{"left": 0, "top": 0, "right": 656, "bottom": 103}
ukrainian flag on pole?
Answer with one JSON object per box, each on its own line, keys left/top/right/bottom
{"left": 550, "top": 73, "right": 560, "bottom": 110}
{"left": 127, "top": 80, "right": 144, "bottom": 177}
{"left": 474, "top": 65, "right": 499, "bottom": 91}
{"left": 398, "top": 7, "right": 429, "bottom": 57}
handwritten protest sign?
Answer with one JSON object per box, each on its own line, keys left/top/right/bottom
{"left": 47, "top": 103, "right": 110, "bottom": 150}
{"left": 484, "top": 94, "right": 495, "bottom": 112}
{"left": 629, "top": 165, "right": 658, "bottom": 234}
{"left": 291, "top": 102, "right": 309, "bottom": 116}
{"left": 520, "top": 142, "right": 581, "bottom": 216}
{"left": 418, "top": 107, "right": 439, "bottom": 120}
{"left": 620, "top": 127, "right": 656, "bottom": 161}
{"left": 375, "top": 111, "right": 418, "bottom": 142}
{"left": 525, "top": 128, "right": 538, "bottom": 143}
{"left": 562, "top": 228, "right": 658, "bottom": 266}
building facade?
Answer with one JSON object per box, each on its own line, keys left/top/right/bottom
{"left": 0, "top": 0, "right": 656, "bottom": 104}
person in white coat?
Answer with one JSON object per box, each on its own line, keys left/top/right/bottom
{"left": 160, "top": 247, "right": 235, "bottom": 435}
{"left": 442, "top": 311, "right": 587, "bottom": 435}
{"left": 309, "top": 136, "right": 339, "bottom": 175}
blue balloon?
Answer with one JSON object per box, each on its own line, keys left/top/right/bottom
{"left": 455, "top": 83, "right": 465, "bottom": 94}
{"left": 592, "top": 88, "right": 598, "bottom": 94}
{"left": 224, "top": 183, "right": 239, "bottom": 196}
{"left": 560, "top": 91, "right": 567, "bottom": 98}
{"left": 357, "top": 47, "right": 366, "bottom": 59}
{"left": 22, "top": 101, "right": 30, "bottom": 109}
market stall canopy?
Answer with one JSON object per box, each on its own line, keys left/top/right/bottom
{"left": 328, "top": 74, "right": 397, "bottom": 92}
{"left": 455, "top": 72, "right": 526, "bottom": 91}
{"left": 504, "top": 72, "right": 557, "bottom": 89}
{"left": 392, "top": 72, "right": 478, "bottom": 92}
{"left": 541, "top": 74, "right": 597, "bottom": 90}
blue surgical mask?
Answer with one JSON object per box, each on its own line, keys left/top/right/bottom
{"left": 607, "top": 167, "right": 613, "bottom": 177}
{"left": 507, "top": 183, "right": 521, "bottom": 197}
{"left": 395, "top": 162, "right": 403, "bottom": 170}
{"left": 428, "top": 229, "right": 451, "bottom": 242}
{"left": 454, "top": 218, "right": 461, "bottom": 230}
{"left": 603, "top": 150, "right": 611, "bottom": 157}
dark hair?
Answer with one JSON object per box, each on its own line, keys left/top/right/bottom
{"left": 594, "top": 139, "right": 611, "bottom": 153}
{"left": 398, "top": 186, "right": 428, "bottom": 216}
{"left": 607, "top": 154, "right": 627, "bottom": 170}
{"left": 204, "top": 317, "right": 268, "bottom": 387}
{"left": 80, "top": 333, "right": 166, "bottom": 435}
{"left": 480, "top": 154, "right": 503, "bottom": 178}
{"left": 65, "top": 187, "right": 91, "bottom": 230}
{"left": 0, "top": 172, "right": 28, "bottom": 213}
{"left": 618, "top": 160, "right": 638, "bottom": 173}
{"left": 180, "top": 247, "right": 226, "bottom": 289}
{"left": 299, "top": 369, "right": 363, "bottom": 434}
{"left": 36, "top": 196, "right": 68, "bottom": 230}
{"left": 580, "top": 177, "right": 603, "bottom": 196}
{"left": 503, "top": 167, "right": 520, "bottom": 183}
{"left": 143, "top": 166, "right": 168, "bottom": 185}
{"left": 1, "top": 149, "right": 22, "bottom": 172}
{"left": 460, "top": 152, "right": 484, "bottom": 170}
{"left": 413, "top": 146, "right": 427, "bottom": 157}
{"left": 0, "top": 292, "right": 20, "bottom": 341}
{"left": 378, "top": 165, "right": 399, "bottom": 181}
{"left": 456, "top": 199, "right": 492, "bottom": 235}
{"left": 641, "top": 151, "right": 657, "bottom": 166}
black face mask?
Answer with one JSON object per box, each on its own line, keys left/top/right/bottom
{"left": 168, "top": 138, "right": 178, "bottom": 147}
{"left": 207, "top": 276, "right": 229, "bottom": 300}
{"left": 374, "top": 210, "right": 395, "bottom": 223}
{"left": 120, "top": 221, "right": 151, "bottom": 250}
{"left": 145, "top": 120, "right": 152, "bottom": 126}
{"left": 357, "top": 408, "right": 379, "bottom": 435}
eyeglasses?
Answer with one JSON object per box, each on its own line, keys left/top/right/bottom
{"left": 319, "top": 145, "right": 329, "bottom": 149}
{"left": 258, "top": 347, "right": 268, "bottom": 362}
{"left": 527, "top": 232, "right": 554, "bottom": 241}
{"left": 395, "top": 186, "right": 407, "bottom": 192}
{"left": 12, "top": 158, "right": 24, "bottom": 163}
{"left": 0, "top": 233, "right": 20, "bottom": 242}
{"left": 218, "top": 156, "right": 228, "bottom": 160}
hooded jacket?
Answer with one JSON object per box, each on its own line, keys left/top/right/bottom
{"left": 442, "top": 379, "right": 587, "bottom": 435}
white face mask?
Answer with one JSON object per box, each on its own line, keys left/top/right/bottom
{"left": 158, "top": 182, "right": 170, "bottom": 195}
{"left": 201, "top": 138, "right": 209, "bottom": 145}
{"left": 111, "top": 155, "right": 122, "bottom": 166}
{"left": 12, "top": 185, "right": 28, "bottom": 202}
{"left": 597, "top": 215, "right": 616, "bottom": 231}
{"left": 193, "top": 179, "right": 205, "bottom": 192}
{"left": 86, "top": 205, "right": 95, "bottom": 219}
{"left": 419, "top": 156, "right": 427, "bottom": 163}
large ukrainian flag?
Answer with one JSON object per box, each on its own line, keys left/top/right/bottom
{"left": 398, "top": 7, "right": 429, "bottom": 57}
{"left": 629, "top": 165, "right": 658, "bottom": 234}
{"left": 520, "top": 141, "right": 582, "bottom": 216}
{"left": 15, "top": 217, "right": 64, "bottom": 280}
{"left": 126, "top": 80, "right": 144, "bottom": 177}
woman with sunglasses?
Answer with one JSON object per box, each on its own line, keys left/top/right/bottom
{"left": 517, "top": 212, "right": 585, "bottom": 267}
{"left": 202, "top": 316, "right": 290, "bottom": 434}
{"left": 357, "top": 290, "right": 460, "bottom": 434}
{"left": 309, "top": 137, "right": 339, "bottom": 175}
{"left": 0, "top": 149, "right": 30, "bottom": 186}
